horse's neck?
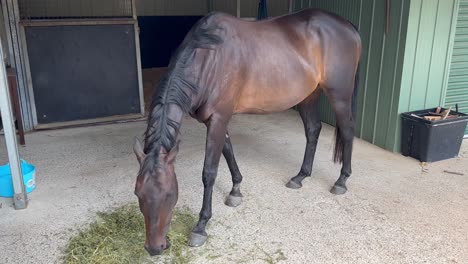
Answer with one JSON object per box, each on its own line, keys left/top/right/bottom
{"left": 166, "top": 104, "right": 185, "bottom": 129}
{"left": 145, "top": 103, "right": 185, "bottom": 154}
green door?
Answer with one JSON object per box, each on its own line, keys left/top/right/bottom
{"left": 447, "top": 0, "right": 468, "bottom": 135}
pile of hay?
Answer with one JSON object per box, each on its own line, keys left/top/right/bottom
{"left": 63, "top": 204, "right": 196, "bottom": 264}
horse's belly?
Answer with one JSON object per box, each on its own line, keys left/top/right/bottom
{"left": 233, "top": 47, "right": 320, "bottom": 114}
{"left": 234, "top": 83, "right": 315, "bottom": 114}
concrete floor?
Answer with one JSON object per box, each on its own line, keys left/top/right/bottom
{"left": 1, "top": 111, "right": 467, "bottom": 264}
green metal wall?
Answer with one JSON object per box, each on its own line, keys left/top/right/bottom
{"left": 446, "top": 0, "right": 468, "bottom": 135}
{"left": 398, "top": 0, "right": 461, "bottom": 150}
{"left": 294, "top": 0, "right": 411, "bottom": 151}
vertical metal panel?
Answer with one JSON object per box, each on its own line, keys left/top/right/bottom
{"left": 296, "top": 0, "right": 411, "bottom": 151}
{"left": 18, "top": 0, "right": 133, "bottom": 19}
{"left": 0, "top": 36, "right": 27, "bottom": 209}
{"left": 18, "top": 1, "right": 213, "bottom": 20}
{"left": 398, "top": 0, "right": 461, "bottom": 149}
{"left": 5, "top": 0, "right": 35, "bottom": 131}
{"left": 360, "top": 0, "right": 386, "bottom": 143}
{"left": 241, "top": 0, "right": 257, "bottom": 18}
{"left": 408, "top": 1, "right": 439, "bottom": 108}
{"left": 0, "top": 3, "right": 11, "bottom": 66}
{"left": 132, "top": 0, "right": 145, "bottom": 115}
{"left": 136, "top": 0, "right": 289, "bottom": 18}
{"left": 137, "top": 0, "right": 207, "bottom": 16}
{"left": 446, "top": 0, "right": 468, "bottom": 135}
{"left": 269, "top": 0, "right": 289, "bottom": 17}
{"left": 164, "top": 0, "right": 206, "bottom": 16}
{"left": 136, "top": 0, "right": 155, "bottom": 16}
{"left": 212, "top": 0, "right": 237, "bottom": 16}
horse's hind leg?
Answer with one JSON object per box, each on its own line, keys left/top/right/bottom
{"left": 286, "top": 88, "right": 322, "bottom": 189}
{"left": 323, "top": 78, "right": 356, "bottom": 195}
{"left": 223, "top": 131, "right": 244, "bottom": 207}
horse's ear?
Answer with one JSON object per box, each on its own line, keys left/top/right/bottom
{"left": 166, "top": 140, "right": 180, "bottom": 164}
{"left": 133, "top": 137, "right": 145, "bottom": 164}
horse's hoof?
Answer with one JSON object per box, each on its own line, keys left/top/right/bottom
{"left": 330, "top": 185, "right": 347, "bottom": 195}
{"left": 225, "top": 195, "right": 242, "bottom": 207}
{"left": 286, "top": 180, "right": 302, "bottom": 189}
{"left": 188, "top": 232, "right": 207, "bottom": 247}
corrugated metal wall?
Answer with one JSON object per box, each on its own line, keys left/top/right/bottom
{"left": 137, "top": 0, "right": 289, "bottom": 17}
{"left": 446, "top": 0, "right": 468, "bottom": 135}
{"left": 17, "top": 1, "right": 289, "bottom": 19}
{"left": 268, "top": 0, "right": 290, "bottom": 17}
{"left": 137, "top": 0, "right": 207, "bottom": 16}
{"left": 294, "top": 0, "right": 411, "bottom": 151}
{"left": 212, "top": 0, "right": 237, "bottom": 16}
{"left": 241, "top": 0, "right": 258, "bottom": 17}
{"left": 398, "top": 0, "right": 461, "bottom": 149}
{"left": 0, "top": 4, "right": 10, "bottom": 66}
{"left": 18, "top": 0, "right": 133, "bottom": 19}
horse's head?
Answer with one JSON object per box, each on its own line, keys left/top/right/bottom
{"left": 133, "top": 138, "right": 179, "bottom": 256}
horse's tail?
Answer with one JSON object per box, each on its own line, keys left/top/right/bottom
{"left": 333, "top": 62, "right": 360, "bottom": 164}
{"left": 351, "top": 63, "right": 360, "bottom": 120}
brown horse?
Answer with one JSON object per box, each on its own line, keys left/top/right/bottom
{"left": 133, "top": 8, "right": 361, "bottom": 255}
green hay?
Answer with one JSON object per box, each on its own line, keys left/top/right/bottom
{"left": 63, "top": 204, "right": 197, "bottom": 264}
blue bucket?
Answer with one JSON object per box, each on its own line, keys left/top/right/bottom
{"left": 0, "top": 160, "right": 36, "bottom": 198}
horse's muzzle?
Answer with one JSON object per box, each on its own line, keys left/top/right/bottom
{"left": 145, "top": 240, "right": 171, "bottom": 256}
{"left": 145, "top": 245, "right": 163, "bottom": 256}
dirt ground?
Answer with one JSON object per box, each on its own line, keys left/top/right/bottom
{"left": 1, "top": 111, "right": 467, "bottom": 264}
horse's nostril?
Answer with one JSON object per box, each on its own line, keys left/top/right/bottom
{"left": 144, "top": 245, "right": 162, "bottom": 256}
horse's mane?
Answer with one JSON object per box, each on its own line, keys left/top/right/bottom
{"left": 143, "top": 14, "right": 223, "bottom": 158}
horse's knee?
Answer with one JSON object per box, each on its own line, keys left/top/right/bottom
{"left": 202, "top": 170, "right": 217, "bottom": 187}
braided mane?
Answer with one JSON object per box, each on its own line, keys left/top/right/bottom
{"left": 143, "top": 14, "right": 223, "bottom": 159}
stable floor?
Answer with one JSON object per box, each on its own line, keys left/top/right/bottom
{"left": 1, "top": 111, "right": 467, "bottom": 264}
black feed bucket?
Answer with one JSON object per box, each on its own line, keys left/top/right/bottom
{"left": 401, "top": 107, "right": 468, "bottom": 162}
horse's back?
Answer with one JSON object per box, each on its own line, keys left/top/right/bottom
{"left": 191, "top": 9, "right": 361, "bottom": 117}
{"left": 220, "top": 10, "right": 359, "bottom": 114}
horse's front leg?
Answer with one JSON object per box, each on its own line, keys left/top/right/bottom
{"left": 189, "top": 114, "right": 230, "bottom": 247}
